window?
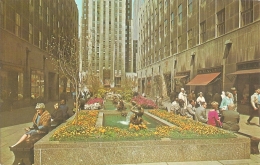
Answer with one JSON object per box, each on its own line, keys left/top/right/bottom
{"left": 39, "top": 0, "right": 42, "bottom": 15}
{"left": 188, "top": 28, "right": 193, "bottom": 48}
{"left": 241, "top": 0, "right": 253, "bottom": 26}
{"left": 178, "top": 4, "right": 182, "bottom": 23}
{"left": 164, "top": 19, "right": 168, "bottom": 35}
{"left": 47, "top": 7, "right": 49, "bottom": 24}
{"left": 31, "top": 70, "right": 44, "bottom": 99}
{"left": 39, "top": 31, "right": 42, "bottom": 48}
{"left": 217, "top": 9, "right": 225, "bottom": 36}
{"left": 200, "top": 21, "right": 206, "bottom": 43}
{"left": 165, "top": 0, "right": 168, "bottom": 7}
{"left": 15, "top": 13, "right": 21, "bottom": 37}
{"left": 188, "top": 0, "right": 192, "bottom": 14}
{"left": 178, "top": 36, "right": 182, "bottom": 52}
{"left": 0, "top": 0, "right": 3, "bottom": 28}
{"left": 29, "top": 23, "right": 33, "bottom": 43}
{"left": 171, "top": 12, "right": 174, "bottom": 27}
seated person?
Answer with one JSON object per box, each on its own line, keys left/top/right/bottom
{"left": 10, "top": 103, "right": 51, "bottom": 148}
{"left": 170, "top": 98, "right": 180, "bottom": 114}
{"left": 51, "top": 103, "right": 63, "bottom": 127}
{"left": 195, "top": 102, "right": 208, "bottom": 123}
{"left": 221, "top": 103, "right": 240, "bottom": 132}
{"left": 186, "top": 99, "right": 196, "bottom": 120}
{"left": 207, "top": 101, "right": 222, "bottom": 127}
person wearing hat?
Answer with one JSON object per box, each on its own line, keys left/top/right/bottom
{"left": 230, "top": 87, "right": 238, "bottom": 111}
{"left": 178, "top": 88, "right": 187, "bottom": 108}
{"left": 196, "top": 92, "right": 206, "bottom": 107}
{"left": 10, "top": 103, "right": 51, "bottom": 148}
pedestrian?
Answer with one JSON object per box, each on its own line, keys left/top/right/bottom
{"left": 230, "top": 87, "right": 238, "bottom": 111}
{"left": 60, "top": 90, "right": 68, "bottom": 104}
{"left": 178, "top": 88, "right": 187, "bottom": 108}
{"left": 9, "top": 103, "right": 51, "bottom": 148}
{"left": 188, "top": 90, "right": 196, "bottom": 102}
{"left": 246, "top": 88, "right": 260, "bottom": 126}
{"left": 219, "top": 92, "right": 233, "bottom": 113}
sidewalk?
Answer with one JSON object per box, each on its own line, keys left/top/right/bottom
{"left": 1, "top": 102, "right": 260, "bottom": 164}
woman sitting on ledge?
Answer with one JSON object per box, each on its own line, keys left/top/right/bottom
{"left": 10, "top": 103, "right": 51, "bottom": 148}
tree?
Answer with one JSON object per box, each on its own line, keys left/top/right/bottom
{"left": 47, "top": 35, "right": 86, "bottom": 124}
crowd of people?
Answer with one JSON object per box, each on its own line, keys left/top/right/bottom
{"left": 169, "top": 87, "right": 260, "bottom": 133}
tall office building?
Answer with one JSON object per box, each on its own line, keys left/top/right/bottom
{"left": 80, "top": 0, "right": 134, "bottom": 87}
{"left": 0, "top": 0, "right": 78, "bottom": 108}
{"left": 138, "top": 0, "right": 260, "bottom": 114}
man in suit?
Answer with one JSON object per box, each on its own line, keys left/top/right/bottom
{"left": 195, "top": 102, "right": 208, "bottom": 123}
{"left": 221, "top": 103, "right": 240, "bottom": 132}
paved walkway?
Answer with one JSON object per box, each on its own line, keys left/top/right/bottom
{"left": 1, "top": 100, "right": 260, "bottom": 164}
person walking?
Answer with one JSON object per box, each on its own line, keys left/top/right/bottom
{"left": 247, "top": 88, "right": 260, "bottom": 126}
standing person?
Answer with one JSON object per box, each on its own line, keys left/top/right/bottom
{"left": 178, "top": 88, "right": 187, "bottom": 108}
{"left": 9, "top": 103, "right": 51, "bottom": 148}
{"left": 195, "top": 102, "right": 208, "bottom": 123}
{"left": 196, "top": 92, "right": 206, "bottom": 107}
{"left": 207, "top": 101, "right": 222, "bottom": 127}
{"left": 50, "top": 103, "right": 63, "bottom": 127}
{"left": 221, "top": 103, "right": 240, "bottom": 132}
{"left": 212, "top": 92, "right": 222, "bottom": 106}
{"left": 230, "top": 87, "right": 238, "bottom": 111}
{"left": 219, "top": 92, "right": 233, "bottom": 113}
{"left": 59, "top": 99, "right": 69, "bottom": 121}
{"left": 188, "top": 90, "right": 196, "bottom": 102}
{"left": 247, "top": 88, "right": 260, "bottom": 125}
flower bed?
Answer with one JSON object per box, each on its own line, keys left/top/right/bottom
{"left": 50, "top": 109, "right": 235, "bottom": 142}
{"left": 149, "top": 110, "right": 235, "bottom": 138}
{"left": 131, "top": 95, "right": 157, "bottom": 109}
{"left": 86, "top": 97, "right": 104, "bottom": 105}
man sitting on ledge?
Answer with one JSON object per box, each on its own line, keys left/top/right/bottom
{"left": 9, "top": 103, "right": 51, "bottom": 148}
{"left": 221, "top": 103, "right": 240, "bottom": 132}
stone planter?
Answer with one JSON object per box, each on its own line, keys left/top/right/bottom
{"left": 34, "top": 130, "right": 250, "bottom": 165}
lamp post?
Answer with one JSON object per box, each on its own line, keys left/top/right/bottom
{"left": 25, "top": 47, "right": 31, "bottom": 99}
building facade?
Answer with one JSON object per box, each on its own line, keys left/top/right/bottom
{"left": 80, "top": 0, "right": 134, "bottom": 87}
{"left": 0, "top": 0, "right": 78, "bottom": 109}
{"left": 137, "top": 0, "right": 260, "bottom": 113}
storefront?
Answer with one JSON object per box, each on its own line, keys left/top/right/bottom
{"left": 228, "top": 60, "right": 260, "bottom": 115}
{"left": 186, "top": 66, "right": 222, "bottom": 104}
{"left": 174, "top": 71, "right": 190, "bottom": 93}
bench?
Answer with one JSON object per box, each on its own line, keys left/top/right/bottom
{"left": 10, "top": 133, "right": 46, "bottom": 165}
{"left": 237, "top": 132, "right": 260, "bottom": 154}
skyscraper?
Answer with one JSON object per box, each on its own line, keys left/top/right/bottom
{"left": 80, "top": 0, "right": 133, "bottom": 87}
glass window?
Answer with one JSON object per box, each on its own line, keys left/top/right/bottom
{"left": 188, "top": 0, "right": 193, "bottom": 14}
{"left": 178, "top": 4, "right": 182, "bottom": 23}
{"left": 217, "top": 9, "right": 225, "bottom": 36}
{"left": 15, "top": 13, "right": 21, "bottom": 37}
{"left": 171, "top": 12, "right": 174, "bottom": 26}
{"left": 241, "top": 0, "right": 253, "bottom": 26}
{"left": 200, "top": 21, "right": 206, "bottom": 43}
{"left": 31, "top": 70, "right": 44, "bottom": 99}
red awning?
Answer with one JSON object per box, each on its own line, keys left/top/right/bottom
{"left": 228, "top": 69, "right": 260, "bottom": 75}
{"left": 174, "top": 75, "right": 188, "bottom": 79}
{"left": 186, "top": 72, "right": 221, "bottom": 86}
